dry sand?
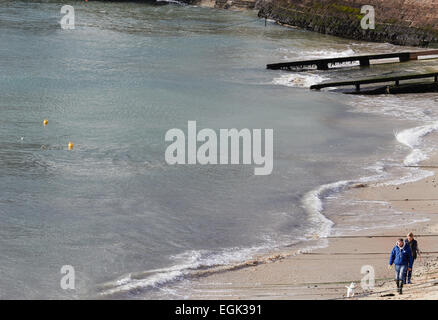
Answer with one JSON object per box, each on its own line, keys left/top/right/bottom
{"left": 186, "top": 157, "right": 438, "bottom": 300}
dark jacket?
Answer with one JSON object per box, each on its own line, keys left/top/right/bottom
{"left": 405, "top": 239, "right": 419, "bottom": 260}
{"left": 389, "top": 243, "right": 413, "bottom": 268}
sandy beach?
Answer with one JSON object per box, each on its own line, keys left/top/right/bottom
{"left": 186, "top": 154, "right": 438, "bottom": 300}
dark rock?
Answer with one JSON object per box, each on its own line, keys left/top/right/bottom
{"left": 256, "top": 0, "right": 438, "bottom": 46}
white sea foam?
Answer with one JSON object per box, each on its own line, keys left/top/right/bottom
{"left": 300, "top": 162, "right": 397, "bottom": 240}
{"left": 272, "top": 73, "right": 329, "bottom": 88}
{"left": 395, "top": 121, "right": 438, "bottom": 166}
{"left": 277, "top": 48, "right": 356, "bottom": 61}
{"left": 345, "top": 94, "right": 438, "bottom": 186}
{"left": 97, "top": 240, "right": 286, "bottom": 297}
{"left": 98, "top": 251, "right": 203, "bottom": 296}
{"left": 304, "top": 48, "right": 356, "bottom": 59}
{"left": 156, "top": 0, "right": 186, "bottom": 5}
{"left": 380, "top": 168, "right": 434, "bottom": 186}
{"left": 302, "top": 180, "right": 351, "bottom": 239}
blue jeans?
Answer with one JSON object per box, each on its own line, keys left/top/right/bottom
{"left": 404, "top": 260, "right": 415, "bottom": 283}
{"left": 395, "top": 264, "right": 408, "bottom": 282}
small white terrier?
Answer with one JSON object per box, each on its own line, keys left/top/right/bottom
{"left": 346, "top": 282, "right": 356, "bottom": 297}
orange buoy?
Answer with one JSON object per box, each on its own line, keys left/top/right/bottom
{"left": 68, "top": 142, "right": 74, "bottom": 150}
{"left": 43, "top": 119, "right": 48, "bottom": 126}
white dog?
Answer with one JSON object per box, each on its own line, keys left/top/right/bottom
{"left": 346, "top": 282, "right": 356, "bottom": 297}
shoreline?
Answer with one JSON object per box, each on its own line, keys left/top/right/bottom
{"left": 184, "top": 163, "right": 438, "bottom": 299}
{"left": 181, "top": 112, "right": 438, "bottom": 299}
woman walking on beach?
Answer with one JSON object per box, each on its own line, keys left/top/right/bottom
{"left": 389, "top": 238, "right": 413, "bottom": 295}
{"left": 404, "top": 232, "right": 421, "bottom": 284}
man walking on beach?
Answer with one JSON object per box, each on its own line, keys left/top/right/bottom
{"left": 389, "top": 238, "right": 413, "bottom": 294}
{"left": 404, "top": 232, "right": 421, "bottom": 284}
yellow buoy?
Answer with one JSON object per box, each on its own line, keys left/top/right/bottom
{"left": 68, "top": 142, "right": 74, "bottom": 150}
{"left": 43, "top": 119, "right": 48, "bottom": 126}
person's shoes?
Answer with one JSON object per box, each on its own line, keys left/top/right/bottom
{"left": 408, "top": 280, "right": 411, "bottom": 284}
{"left": 395, "top": 280, "right": 400, "bottom": 289}
{"left": 399, "top": 281, "right": 403, "bottom": 295}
